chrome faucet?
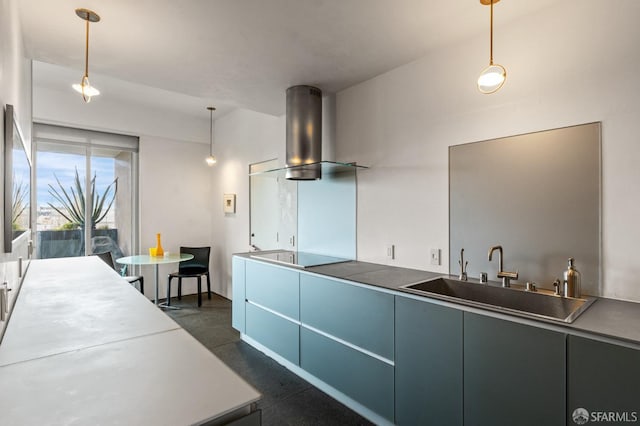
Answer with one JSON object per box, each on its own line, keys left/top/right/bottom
{"left": 458, "top": 248, "right": 468, "bottom": 281}
{"left": 488, "top": 245, "right": 518, "bottom": 287}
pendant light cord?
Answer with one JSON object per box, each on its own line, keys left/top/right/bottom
{"left": 84, "top": 18, "right": 90, "bottom": 79}
{"left": 209, "top": 108, "right": 213, "bottom": 156}
{"left": 489, "top": 0, "right": 494, "bottom": 66}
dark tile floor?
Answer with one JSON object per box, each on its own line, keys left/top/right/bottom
{"left": 164, "top": 294, "right": 373, "bottom": 426}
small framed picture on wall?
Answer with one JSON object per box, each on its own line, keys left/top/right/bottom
{"left": 223, "top": 193, "right": 236, "bottom": 214}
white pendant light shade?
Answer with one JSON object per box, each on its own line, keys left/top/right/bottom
{"left": 477, "top": 64, "right": 506, "bottom": 94}
{"left": 72, "top": 75, "right": 100, "bottom": 101}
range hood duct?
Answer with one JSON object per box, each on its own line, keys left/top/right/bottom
{"left": 286, "top": 85, "right": 322, "bottom": 180}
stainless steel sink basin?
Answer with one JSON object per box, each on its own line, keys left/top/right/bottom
{"left": 401, "top": 277, "right": 595, "bottom": 323}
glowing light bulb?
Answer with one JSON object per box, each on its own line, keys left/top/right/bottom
{"left": 72, "top": 75, "right": 100, "bottom": 102}
{"left": 206, "top": 155, "right": 217, "bottom": 166}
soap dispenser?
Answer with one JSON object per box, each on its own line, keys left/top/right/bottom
{"left": 563, "top": 258, "right": 581, "bottom": 298}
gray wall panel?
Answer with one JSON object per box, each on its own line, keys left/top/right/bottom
{"left": 449, "top": 123, "right": 601, "bottom": 294}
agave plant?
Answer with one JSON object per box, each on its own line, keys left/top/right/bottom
{"left": 12, "top": 178, "right": 29, "bottom": 230}
{"left": 47, "top": 168, "right": 117, "bottom": 229}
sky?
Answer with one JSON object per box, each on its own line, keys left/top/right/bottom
{"left": 35, "top": 152, "right": 116, "bottom": 207}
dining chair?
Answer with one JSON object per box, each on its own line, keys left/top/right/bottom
{"left": 166, "top": 246, "right": 211, "bottom": 307}
{"left": 94, "top": 251, "right": 144, "bottom": 294}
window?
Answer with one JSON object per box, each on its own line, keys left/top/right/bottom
{"left": 33, "top": 123, "right": 139, "bottom": 260}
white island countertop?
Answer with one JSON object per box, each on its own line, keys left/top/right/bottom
{"left": 0, "top": 256, "right": 260, "bottom": 425}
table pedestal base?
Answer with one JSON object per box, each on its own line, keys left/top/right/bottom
{"left": 158, "top": 302, "right": 181, "bottom": 310}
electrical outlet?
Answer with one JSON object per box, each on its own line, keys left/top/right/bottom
{"left": 430, "top": 248, "right": 441, "bottom": 266}
{"left": 386, "top": 245, "right": 395, "bottom": 260}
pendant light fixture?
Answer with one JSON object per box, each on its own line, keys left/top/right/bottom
{"left": 477, "top": 0, "right": 506, "bottom": 94}
{"left": 72, "top": 8, "right": 101, "bottom": 102}
{"left": 205, "top": 107, "right": 217, "bottom": 166}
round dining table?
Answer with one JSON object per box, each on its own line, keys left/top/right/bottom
{"left": 116, "top": 253, "right": 193, "bottom": 308}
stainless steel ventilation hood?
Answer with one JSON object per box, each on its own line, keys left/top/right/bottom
{"left": 249, "top": 85, "right": 368, "bottom": 180}
{"left": 285, "top": 85, "right": 323, "bottom": 180}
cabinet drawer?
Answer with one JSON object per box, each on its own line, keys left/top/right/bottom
{"left": 300, "top": 327, "right": 394, "bottom": 421}
{"left": 300, "top": 274, "right": 394, "bottom": 360}
{"left": 246, "top": 303, "right": 299, "bottom": 365}
{"left": 246, "top": 260, "right": 299, "bottom": 320}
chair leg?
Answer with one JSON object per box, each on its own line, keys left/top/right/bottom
{"left": 178, "top": 278, "right": 182, "bottom": 300}
{"left": 166, "top": 276, "right": 172, "bottom": 306}
{"left": 139, "top": 276, "right": 144, "bottom": 295}
{"left": 197, "top": 276, "right": 202, "bottom": 307}
{"left": 206, "top": 272, "right": 211, "bottom": 299}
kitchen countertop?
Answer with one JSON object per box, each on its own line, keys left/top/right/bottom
{"left": 238, "top": 253, "right": 640, "bottom": 346}
{"left": 0, "top": 256, "right": 260, "bottom": 425}
{"left": 307, "top": 261, "right": 440, "bottom": 287}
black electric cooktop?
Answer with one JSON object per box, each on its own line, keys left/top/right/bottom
{"left": 249, "top": 251, "right": 351, "bottom": 269}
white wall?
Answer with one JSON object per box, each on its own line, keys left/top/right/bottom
{"left": 0, "top": 0, "right": 32, "bottom": 334}
{"left": 33, "top": 84, "right": 208, "bottom": 144}
{"left": 138, "top": 135, "right": 213, "bottom": 299}
{"left": 336, "top": 0, "right": 640, "bottom": 302}
{"left": 210, "top": 108, "right": 283, "bottom": 298}
{"left": 0, "top": 0, "right": 32, "bottom": 249}
{"left": 0, "top": 0, "right": 31, "bottom": 141}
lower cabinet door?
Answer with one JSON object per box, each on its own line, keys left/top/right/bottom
{"left": 245, "top": 303, "right": 299, "bottom": 365}
{"left": 300, "top": 327, "right": 394, "bottom": 422}
{"left": 568, "top": 335, "right": 640, "bottom": 424}
{"left": 395, "top": 296, "right": 463, "bottom": 426}
{"left": 464, "top": 312, "right": 566, "bottom": 426}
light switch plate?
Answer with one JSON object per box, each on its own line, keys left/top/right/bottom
{"left": 386, "top": 245, "right": 395, "bottom": 259}
{"left": 430, "top": 248, "right": 440, "bottom": 266}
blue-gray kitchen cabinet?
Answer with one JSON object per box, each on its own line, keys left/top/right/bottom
{"left": 299, "top": 274, "right": 395, "bottom": 422}
{"left": 567, "top": 335, "right": 640, "bottom": 424}
{"left": 231, "top": 256, "right": 246, "bottom": 333}
{"left": 395, "top": 296, "right": 463, "bottom": 426}
{"left": 463, "top": 312, "right": 566, "bottom": 426}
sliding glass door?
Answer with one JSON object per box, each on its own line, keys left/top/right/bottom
{"left": 33, "top": 124, "right": 139, "bottom": 260}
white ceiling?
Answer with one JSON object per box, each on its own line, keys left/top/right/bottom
{"left": 19, "top": 0, "right": 560, "bottom": 117}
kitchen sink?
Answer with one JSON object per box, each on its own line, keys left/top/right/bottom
{"left": 401, "top": 277, "right": 595, "bottom": 323}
